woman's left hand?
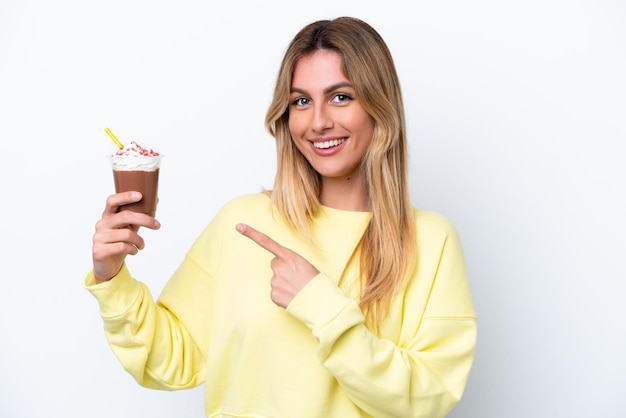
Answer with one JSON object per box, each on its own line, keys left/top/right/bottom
{"left": 236, "top": 223, "right": 320, "bottom": 308}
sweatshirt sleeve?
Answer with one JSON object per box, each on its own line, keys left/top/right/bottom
{"left": 286, "top": 216, "right": 477, "bottom": 418}
{"left": 83, "top": 260, "right": 208, "bottom": 390}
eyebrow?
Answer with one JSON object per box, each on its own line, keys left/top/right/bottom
{"left": 290, "top": 81, "right": 354, "bottom": 95}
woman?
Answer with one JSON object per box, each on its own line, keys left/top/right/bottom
{"left": 87, "top": 16, "right": 477, "bottom": 418}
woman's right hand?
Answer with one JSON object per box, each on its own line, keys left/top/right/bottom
{"left": 91, "top": 191, "right": 161, "bottom": 283}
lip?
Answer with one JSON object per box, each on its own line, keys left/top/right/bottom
{"left": 309, "top": 137, "right": 348, "bottom": 156}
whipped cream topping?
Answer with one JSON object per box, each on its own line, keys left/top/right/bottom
{"left": 115, "top": 140, "right": 159, "bottom": 157}
{"left": 111, "top": 141, "right": 161, "bottom": 170}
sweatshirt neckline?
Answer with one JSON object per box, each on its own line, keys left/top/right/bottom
{"left": 318, "top": 204, "right": 371, "bottom": 215}
{"left": 314, "top": 204, "right": 372, "bottom": 227}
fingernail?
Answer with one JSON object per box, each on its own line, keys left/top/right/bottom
{"left": 236, "top": 223, "right": 245, "bottom": 233}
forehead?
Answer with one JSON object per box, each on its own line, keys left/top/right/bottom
{"left": 291, "top": 50, "right": 349, "bottom": 89}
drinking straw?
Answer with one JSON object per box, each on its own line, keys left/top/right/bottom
{"left": 104, "top": 127, "right": 124, "bottom": 149}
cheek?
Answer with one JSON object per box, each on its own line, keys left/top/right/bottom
{"left": 353, "top": 114, "right": 375, "bottom": 141}
{"left": 288, "top": 113, "right": 305, "bottom": 138}
{"left": 342, "top": 108, "right": 373, "bottom": 132}
{"left": 287, "top": 118, "right": 309, "bottom": 154}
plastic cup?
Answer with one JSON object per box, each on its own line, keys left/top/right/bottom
{"left": 109, "top": 154, "right": 162, "bottom": 217}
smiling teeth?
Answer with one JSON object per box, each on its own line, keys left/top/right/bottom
{"left": 313, "top": 139, "right": 346, "bottom": 149}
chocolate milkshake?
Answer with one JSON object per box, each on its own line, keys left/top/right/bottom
{"left": 110, "top": 141, "right": 162, "bottom": 217}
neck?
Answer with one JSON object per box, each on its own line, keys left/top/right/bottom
{"left": 319, "top": 171, "right": 370, "bottom": 212}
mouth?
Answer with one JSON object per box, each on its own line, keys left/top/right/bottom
{"left": 312, "top": 138, "right": 346, "bottom": 149}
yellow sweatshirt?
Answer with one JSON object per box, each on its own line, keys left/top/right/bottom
{"left": 84, "top": 193, "right": 477, "bottom": 418}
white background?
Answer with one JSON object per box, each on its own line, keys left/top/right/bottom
{"left": 1, "top": 1, "right": 624, "bottom": 417}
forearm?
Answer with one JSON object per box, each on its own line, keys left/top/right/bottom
{"left": 84, "top": 264, "right": 205, "bottom": 390}
{"left": 287, "top": 273, "right": 477, "bottom": 418}
{"left": 320, "top": 317, "right": 476, "bottom": 417}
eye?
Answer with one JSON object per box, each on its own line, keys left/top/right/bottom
{"left": 331, "top": 93, "right": 353, "bottom": 104}
{"left": 291, "top": 97, "right": 310, "bottom": 107}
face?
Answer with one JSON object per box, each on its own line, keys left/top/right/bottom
{"left": 288, "top": 49, "right": 374, "bottom": 183}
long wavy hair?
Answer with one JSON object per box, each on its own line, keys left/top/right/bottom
{"left": 265, "top": 17, "right": 417, "bottom": 329}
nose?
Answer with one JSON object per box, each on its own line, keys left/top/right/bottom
{"left": 311, "top": 104, "right": 333, "bottom": 133}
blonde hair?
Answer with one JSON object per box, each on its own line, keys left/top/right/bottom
{"left": 265, "top": 17, "right": 417, "bottom": 328}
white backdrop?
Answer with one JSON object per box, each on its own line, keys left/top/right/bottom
{"left": 1, "top": 1, "right": 624, "bottom": 417}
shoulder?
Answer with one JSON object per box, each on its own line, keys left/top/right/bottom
{"left": 408, "top": 209, "right": 475, "bottom": 319}
{"left": 189, "top": 193, "right": 273, "bottom": 256}
{"left": 212, "top": 192, "right": 288, "bottom": 233}
{"left": 218, "top": 192, "right": 272, "bottom": 217}
{"left": 411, "top": 209, "right": 466, "bottom": 259}
{"left": 413, "top": 209, "right": 460, "bottom": 240}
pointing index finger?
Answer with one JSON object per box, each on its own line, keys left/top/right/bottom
{"left": 236, "top": 223, "right": 286, "bottom": 257}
